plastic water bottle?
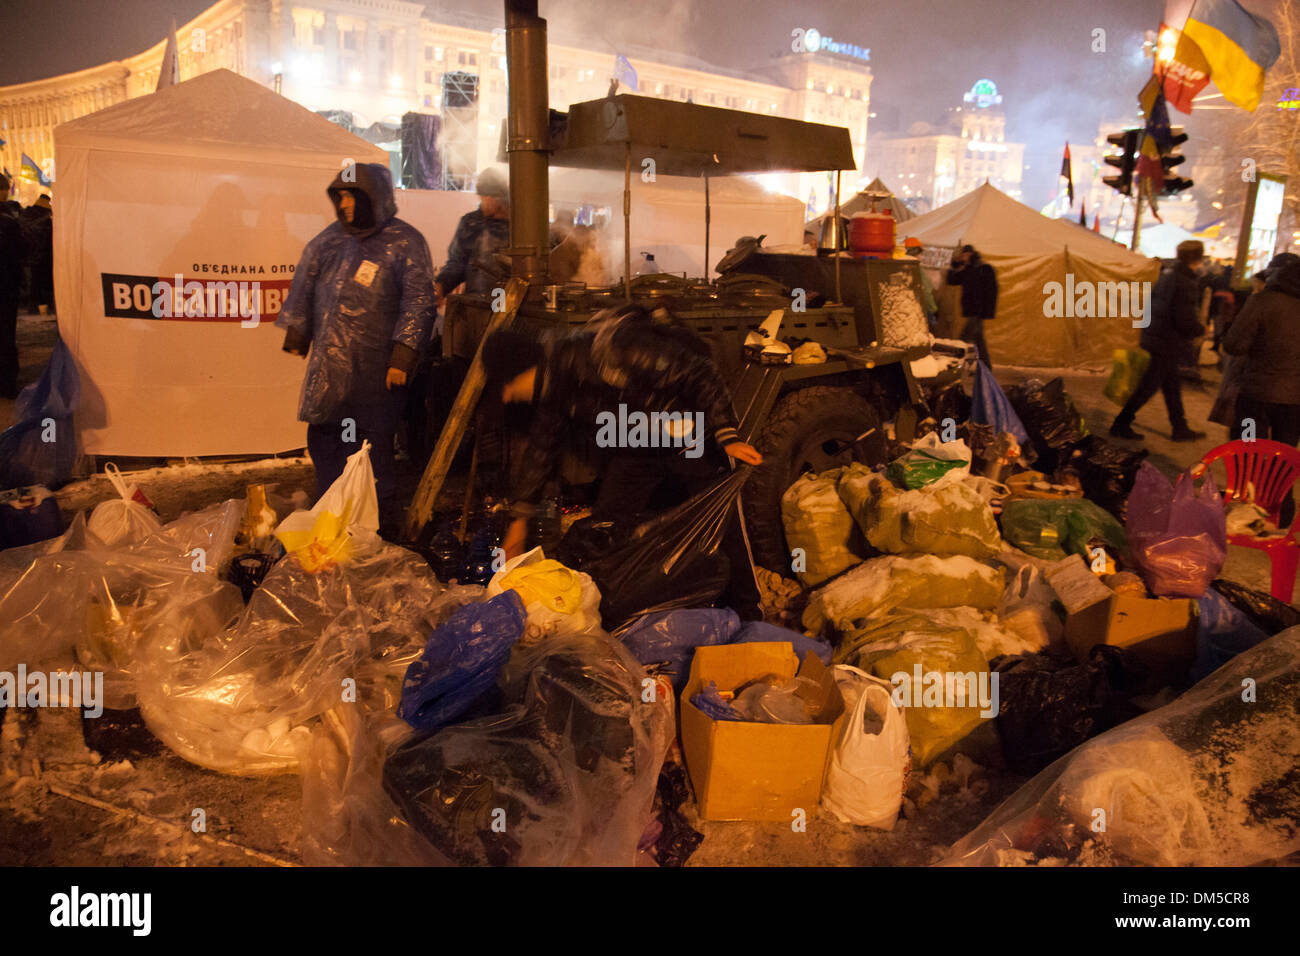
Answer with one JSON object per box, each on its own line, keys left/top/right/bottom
{"left": 426, "top": 519, "right": 466, "bottom": 584}
{"left": 531, "top": 495, "right": 563, "bottom": 555}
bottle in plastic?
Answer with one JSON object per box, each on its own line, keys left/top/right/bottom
{"left": 531, "top": 492, "right": 563, "bottom": 555}
{"left": 426, "top": 519, "right": 466, "bottom": 584}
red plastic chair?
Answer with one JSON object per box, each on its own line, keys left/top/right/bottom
{"left": 1191, "top": 439, "right": 1300, "bottom": 604}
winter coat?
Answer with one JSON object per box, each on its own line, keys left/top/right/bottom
{"left": 0, "top": 203, "right": 24, "bottom": 299}
{"left": 1139, "top": 260, "right": 1204, "bottom": 361}
{"left": 945, "top": 258, "right": 998, "bottom": 319}
{"left": 435, "top": 208, "right": 510, "bottom": 296}
{"left": 510, "top": 316, "right": 742, "bottom": 517}
{"left": 1222, "top": 259, "right": 1300, "bottom": 406}
{"left": 277, "top": 163, "right": 436, "bottom": 425}
{"left": 19, "top": 204, "right": 53, "bottom": 300}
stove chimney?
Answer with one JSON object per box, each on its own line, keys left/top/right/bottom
{"left": 504, "top": 0, "right": 550, "bottom": 282}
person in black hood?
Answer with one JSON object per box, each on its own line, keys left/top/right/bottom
{"left": 945, "top": 244, "right": 998, "bottom": 368}
{"left": 276, "top": 163, "right": 436, "bottom": 538}
{"left": 482, "top": 305, "right": 766, "bottom": 620}
{"left": 1111, "top": 240, "right": 1208, "bottom": 442}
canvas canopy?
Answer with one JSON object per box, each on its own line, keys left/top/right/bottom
{"left": 54, "top": 69, "right": 389, "bottom": 456}
{"left": 904, "top": 183, "right": 1161, "bottom": 368}
{"left": 806, "top": 176, "right": 915, "bottom": 231}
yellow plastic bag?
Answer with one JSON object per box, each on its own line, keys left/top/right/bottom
{"left": 275, "top": 441, "right": 380, "bottom": 572}
{"left": 838, "top": 466, "right": 1001, "bottom": 558}
{"left": 780, "top": 468, "right": 861, "bottom": 585}
{"left": 1103, "top": 348, "right": 1150, "bottom": 406}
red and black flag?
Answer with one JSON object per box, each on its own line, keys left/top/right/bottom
{"left": 1061, "top": 143, "right": 1074, "bottom": 205}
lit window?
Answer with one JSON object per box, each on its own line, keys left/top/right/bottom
{"left": 435, "top": 47, "right": 443, "bottom": 61}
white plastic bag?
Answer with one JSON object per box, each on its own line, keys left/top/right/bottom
{"left": 486, "top": 546, "right": 603, "bottom": 642}
{"left": 822, "top": 664, "right": 910, "bottom": 829}
{"left": 87, "top": 462, "right": 161, "bottom": 546}
{"left": 275, "top": 440, "right": 380, "bottom": 571}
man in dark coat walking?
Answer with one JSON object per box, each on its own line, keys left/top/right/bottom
{"left": 277, "top": 163, "right": 436, "bottom": 538}
{"left": 1110, "top": 240, "right": 1208, "bottom": 443}
{"left": 945, "top": 244, "right": 998, "bottom": 368}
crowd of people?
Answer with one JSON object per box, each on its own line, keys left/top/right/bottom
{"left": 0, "top": 173, "right": 54, "bottom": 399}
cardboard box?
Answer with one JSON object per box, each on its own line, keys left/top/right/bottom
{"left": 1047, "top": 555, "right": 1195, "bottom": 687}
{"left": 680, "top": 642, "right": 845, "bottom": 821}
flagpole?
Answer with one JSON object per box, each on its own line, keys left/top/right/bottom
{"left": 1131, "top": 177, "right": 1146, "bottom": 252}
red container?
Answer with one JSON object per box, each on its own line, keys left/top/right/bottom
{"left": 849, "top": 212, "right": 895, "bottom": 258}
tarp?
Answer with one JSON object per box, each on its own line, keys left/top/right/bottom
{"left": 903, "top": 183, "right": 1161, "bottom": 368}
{"left": 53, "top": 69, "right": 389, "bottom": 456}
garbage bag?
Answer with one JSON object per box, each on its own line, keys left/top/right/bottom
{"left": 970, "top": 360, "right": 1030, "bottom": 447}
{"left": 996, "top": 565, "right": 1064, "bottom": 652}
{"left": 577, "top": 469, "right": 749, "bottom": 631}
{"left": 839, "top": 616, "right": 992, "bottom": 767}
{"left": 397, "top": 591, "right": 527, "bottom": 734}
{"left": 1006, "top": 377, "right": 1089, "bottom": 473}
{"left": 619, "top": 608, "right": 740, "bottom": 693}
{"left": 839, "top": 466, "right": 1001, "bottom": 558}
{"left": 1126, "top": 463, "right": 1226, "bottom": 598}
{"left": 0, "top": 486, "right": 63, "bottom": 550}
{"left": 1102, "top": 348, "right": 1151, "bottom": 406}
{"left": 382, "top": 631, "right": 672, "bottom": 866}
{"left": 804, "top": 554, "right": 1005, "bottom": 633}
{"left": 942, "top": 627, "right": 1300, "bottom": 866}
{"left": 821, "top": 665, "right": 910, "bottom": 828}
{"left": 884, "top": 432, "right": 971, "bottom": 489}
{"left": 0, "top": 336, "right": 81, "bottom": 490}
{"left": 780, "top": 468, "right": 861, "bottom": 585}
{"left": 1193, "top": 588, "right": 1270, "bottom": 681}
{"left": 87, "top": 463, "right": 161, "bottom": 547}
{"left": 993, "top": 645, "right": 1146, "bottom": 774}
{"left": 690, "top": 679, "right": 745, "bottom": 721}
{"left": 486, "top": 547, "right": 603, "bottom": 642}
{"left": 1210, "top": 578, "right": 1300, "bottom": 635}
{"left": 1000, "top": 498, "right": 1127, "bottom": 562}
{"left": 275, "top": 440, "right": 380, "bottom": 572}
{"left": 649, "top": 758, "right": 704, "bottom": 867}
{"left": 731, "top": 621, "right": 832, "bottom": 666}
{"left": 1074, "top": 436, "right": 1148, "bottom": 522}
{"left": 137, "top": 541, "right": 482, "bottom": 775}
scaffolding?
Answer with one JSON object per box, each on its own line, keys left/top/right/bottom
{"left": 440, "top": 71, "right": 479, "bottom": 191}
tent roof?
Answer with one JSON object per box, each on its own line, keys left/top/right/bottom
{"left": 55, "top": 69, "right": 386, "bottom": 167}
{"left": 806, "top": 176, "right": 914, "bottom": 230}
{"left": 903, "top": 182, "right": 1153, "bottom": 268}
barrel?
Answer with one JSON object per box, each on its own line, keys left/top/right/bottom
{"left": 849, "top": 211, "right": 896, "bottom": 258}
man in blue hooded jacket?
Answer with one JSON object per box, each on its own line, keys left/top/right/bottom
{"left": 277, "top": 163, "right": 436, "bottom": 537}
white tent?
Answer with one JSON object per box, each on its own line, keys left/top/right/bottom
{"left": 54, "top": 69, "right": 389, "bottom": 457}
{"left": 905, "top": 183, "right": 1161, "bottom": 367}
{"left": 805, "top": 176, "right": 915, "bottom": 231}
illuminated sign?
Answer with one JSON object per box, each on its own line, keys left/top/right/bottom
{"left": 793, "top": 27, "right": 870, "bottom": 61}
{"left": 1279, "top": 86, "right": 1300, "bottom": 110}
{"left": 963, "top": 79, "right": 1003, "bottom": 109}
{"left": 1235, "top": 172, "right": 1288, "bottom": 287}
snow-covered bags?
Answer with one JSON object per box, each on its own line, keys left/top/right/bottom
{"left": 1127, "top": 463, "right": 1226, "bottom": 598}
{"left": 780, "top": 468, "right": 860, "bottom": 585}
{"left": 276, "top": 440, "right": 379, "bottom": 571}
{"left": 87, "top": 463, "right": 161, "bottom": 546}
{"left": 838, "top": 466, "right": 1001, "bottom": 558}
{"left": 822, "top": 665, "right": 910, "bottom": 829}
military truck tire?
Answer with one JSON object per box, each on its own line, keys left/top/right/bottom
{"left": 743, "top": 386, "right": 886, "bottom": 573}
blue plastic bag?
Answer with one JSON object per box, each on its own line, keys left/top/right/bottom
{"left": 731, "top": 621, "right": 832, "bottom": 666}
{"left": 1194, "top": 588, "right": 1269, "bottom": 681}
{"left": 970, "top": 360, "right": 1030, "bottom": 446}
{"left": 0, "top": 337, "right": 81, "bottom": 490}
{"left": 619, "top": 608, "right": 741, "bottom": 692}
{"left": 690, "top": 680, "right": 744, "bottom": 721}
{"left": 397, "top": 590, "right": 526, "bottom": 732}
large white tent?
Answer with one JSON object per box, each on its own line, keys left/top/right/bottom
{"left": 905, "top": 183, "right": 1161, "bottom": 367}
{"left": 54, "top": 69, "right": 391, "bottom": 457}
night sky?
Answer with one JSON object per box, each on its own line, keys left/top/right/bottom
{"left": 0, "top": 0, "right": 1172, "bottom": 205}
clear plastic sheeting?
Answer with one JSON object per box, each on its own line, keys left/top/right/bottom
{"left": 941, "top": 627, "right": 1300, "bottom": 867}
{"left": 381, "top": 632, "right": 673, "bottom": 866}
{"left": 136, "top": 541, "right": 483, "bottom": 775}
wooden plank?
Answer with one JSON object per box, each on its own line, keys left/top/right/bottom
{"left": 403, "top": 277, "right": 529, "bottom": 541}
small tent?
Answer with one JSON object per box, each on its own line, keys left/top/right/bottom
{"left": 54, "top": 69, "right": 389, "bottom": 456}
{"left": 904, "top": 183, "right": 1160, "bottom": 367}
{"left": 805, "top": 176, "right": 914, "bottom": 232}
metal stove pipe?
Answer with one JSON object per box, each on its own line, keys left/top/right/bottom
{"left": 504, "top": 0, "right": 550, "bottom": 282}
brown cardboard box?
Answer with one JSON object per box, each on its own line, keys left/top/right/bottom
{"left": 680, "top": 642, "right": 845, "bottom": 821}
{"left": 1047, "top": 555, "right": 1195, "bottom": 687}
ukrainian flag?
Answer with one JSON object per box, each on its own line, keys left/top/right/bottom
{"left": 20, "top": 152, "right": 51, "bottom": 187}
{"left": 1183, "top": 0, "right": 1281, "bottom": 111}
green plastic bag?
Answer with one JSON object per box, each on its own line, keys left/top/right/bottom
{"left": 884, "top": 433, "right": 971, "bottom": 490}
{"left": 780, "top": 468, "right": 862, "bottom": 586}
{"left": 1103, "top": 348, "right": 1151, "bottom": 407}
{"left": 1000, "top": 498, "right": 1127, "bottom": 561}
{"left": 839, "top": 466, "right": 1002, "bottom": 558}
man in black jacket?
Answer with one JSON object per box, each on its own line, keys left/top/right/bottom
{"left": 1111, "top": 240, "right": 1208, "bottom": 442}
{"left": 483, "top": 306, "right": 766, "bottom": 619}
{"left": 433, "top": 168, "right": 511, "bottom": 303}
{"left": 0, "top": 174, "right": 25, "bottom": 398}
{"left": 945, "top": 244, "right": 998, "bottom": 368}
{"left": 1222, "top": 253, "right": 1300, "bottom": 446}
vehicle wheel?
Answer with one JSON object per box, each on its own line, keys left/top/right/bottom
{"left": 743, "top": 386, "right": 887, "bottom": 573}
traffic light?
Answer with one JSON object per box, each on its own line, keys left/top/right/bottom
{"left": 1159, "top": 128, "right": 1192, "bottom": 196}
{"left": 1102, "top": 129, "right": 1139, "bottom": 196}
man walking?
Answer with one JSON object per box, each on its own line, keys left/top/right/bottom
{"left": 277, "top": 163, "right": 436, "bottom": 538}
{"left": 1110, "top": 240, "right": 1208, "bottom": 443}
{"left": 945, "top": 244, "right": 998, "bottom": 367}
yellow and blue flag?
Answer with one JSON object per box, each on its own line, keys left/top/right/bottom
{"left": 20, "top": 153, "right": 51, "bottom": 187}
{"left": 1182, "top": 0, "right": 1280, "bottom": 111}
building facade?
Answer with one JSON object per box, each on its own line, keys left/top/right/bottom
{"left": 867, "top": 79, "right": 1025, "bottom": 210}
{"left": 0, "top": 1, "right": 873, "bottom": 210}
